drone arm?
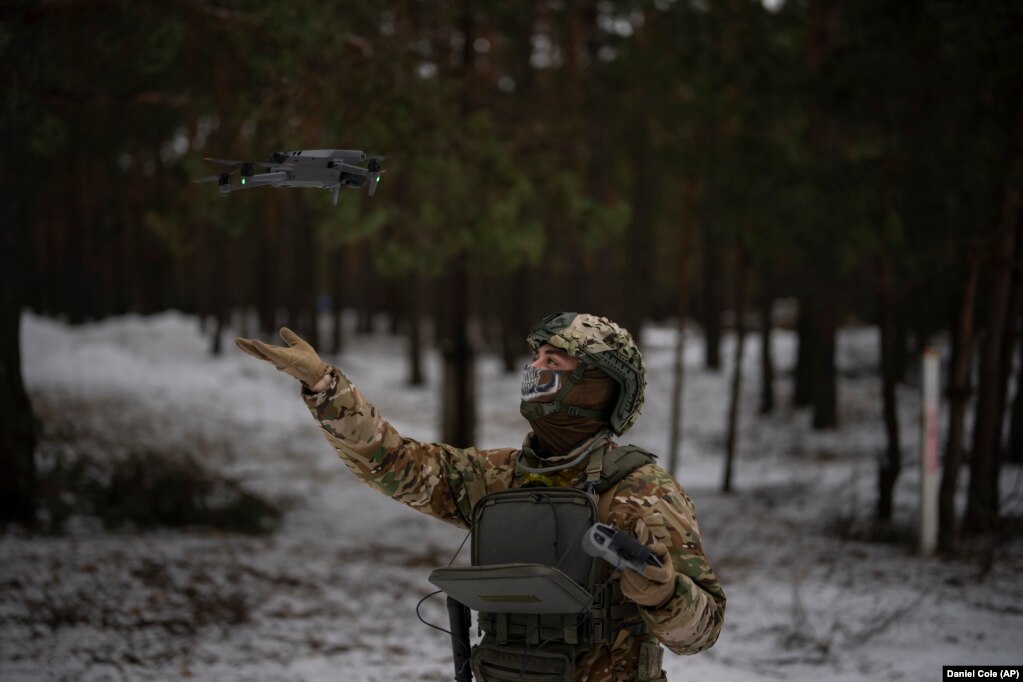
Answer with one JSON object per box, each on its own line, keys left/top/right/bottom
{"left": 332, "top": 162, "right": 368, "bottom": 174}
{"left": 239, "top": 171, "right": 288, "bottom": 187}
{"left": 215, "top": 171, "right": 289, "bottom": 196}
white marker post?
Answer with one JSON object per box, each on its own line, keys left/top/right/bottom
{"left": 920, "top": 349, "right": 940, "bottom": 555}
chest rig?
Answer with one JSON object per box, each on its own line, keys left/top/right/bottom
{"left": 430, "top": 444, "right": 656, "bottom": 682}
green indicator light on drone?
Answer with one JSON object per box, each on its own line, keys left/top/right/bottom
{"left": 376, "top": 176, "right": 381, "bottom": 183}
{"left": 241, "top": 178, "right": 247, "bottom": 185}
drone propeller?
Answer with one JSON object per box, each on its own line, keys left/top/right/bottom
{"left": 204, "top": 157, "right": 274, "bottom": 170}
{"left": 195, "top": 169, "right": 240, "bottom": 187}
{"left": 195, "top": 169, "right": 239, "bottom": 184}
{"left": 203, "top": 157, "right": 245, "bottom": 166}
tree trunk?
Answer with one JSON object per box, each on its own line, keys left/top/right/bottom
{"left": 256, "top": 218, "right": 278, "bottom": 337}
{"left": 701, "top": 228, "right": 723, "bottom": 371}
{"left": 441, "top": 261, "right": 476, "bottom": 447}
{"left": 211, "top": 308, "right": 227, "bottom": 356}
{"left": 500, "top": 268, "right": 528, "bottom": 374}
{"left": 353, "top": 240, "right": 374, "bottom": 336}
{"left": 939, "top": 252, "right": 980, "bottom": 551}
{"left": 386, "top": 279, "right": 403, "bottom": 337}
{"left": 331, "top": 245, "right": 345, "bottom": 355}
{"left": 207, "top": 230, "right": 229, "bottom": 355}
{"left": 1009, "top": 329, "right": 1023, "bottom": 463}
{"left": 296, "top": 219, "right": 319, "bottom": 349}
{"left": 794, "top": 293, "right": 816, "bottom": 407}
{"left": 622, "top": 117, "right": 656, "bottom": 342}
{"left": 0, "top": 17, "right": 36, "bottom": 523}
{"left": 668, "top": 185, "right": 695, "bottom": 473}
{"left": 0, "top": 261, "right": 36, "bottom": 526}
{"left": 877, "top": 254, "right": 902, "bottom": 521}
{"left": 408, "top": 273, "right": 425, "bottom": 387}
{"left": 812, "top": 292, "right": 838, "bottom": 429}
{"left": 210, "top": 232, "right": 228, "bottom": 355}
{"left": 722, "top": 245, "right": 748, "bottom": 494}
{"left": 440, "top": 0, "right": 478, "bottom": 448}
{"left": 668, "top": 318, "right": 687, "bottom": 477}
{"left": 997, "top": 223, "right": 1023, "bottom": 461}
{"left": 795, "top": 287, "right": 839, "bottom": 427}
{"left": 894, "top": 304, "right": 910, "bottom": 383}
{"left": 800, "top": 0, "right": 838, "bottom": 425}
{"left": 758, "top": 284, "right": 775, "bottom": 415}
{"left": 965, "top": 190, "right": 1020, "bottom": 534}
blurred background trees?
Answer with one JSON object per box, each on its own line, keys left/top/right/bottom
{"left": 1, "top": 0, "right": 1020, "bottom": 549}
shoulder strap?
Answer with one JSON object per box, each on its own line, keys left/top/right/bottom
{"left": 596, "top": 483, "right": 618, "bottom": 524}
{"left": 591, "top": 444, "right": 657, "bottom": 522}
{"left": 592, "top": 444, "right": 656, "bottom": 495}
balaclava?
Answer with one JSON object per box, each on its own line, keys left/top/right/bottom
{"left": 519, "top": 364, "right": 618, "bottom": 456}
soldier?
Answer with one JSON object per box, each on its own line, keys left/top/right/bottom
{"left": 236, "top": 312, "right": 725, "bottom": 681}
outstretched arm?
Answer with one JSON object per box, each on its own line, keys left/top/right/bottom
{"left": 303, "top": 367, "right": 518, "bottom": 527}
{"left": 236, "top": 329, "right": 517, "bottom": 528}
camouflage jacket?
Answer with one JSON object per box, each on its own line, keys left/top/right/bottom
{"left": 303, "top": 367, "right": 725, "bottom": 680}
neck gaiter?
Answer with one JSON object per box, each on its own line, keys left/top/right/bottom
{"left": 520, "top": 365, "right": 618, "bottom": 456}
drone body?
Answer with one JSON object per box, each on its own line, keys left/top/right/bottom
{"left": 197, "top": 149, "right": 384, "bottom": 205}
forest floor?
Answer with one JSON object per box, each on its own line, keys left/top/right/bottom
{"left": 1, "top": 311, "right": 1021, "bottom": 681}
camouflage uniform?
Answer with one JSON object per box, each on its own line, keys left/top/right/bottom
{"left": 303, "top": 367, "right": 726, "bottom": 682}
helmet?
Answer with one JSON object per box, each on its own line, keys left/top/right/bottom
{"left": 525, "top": 312, "right": 645, "bottom": 435}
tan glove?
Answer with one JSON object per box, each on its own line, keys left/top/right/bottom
{"left": 235, "top": 327, "right": 329, "bottom": 388}
{"left": 619, "top": 542, "right": 676, "bottom": 609}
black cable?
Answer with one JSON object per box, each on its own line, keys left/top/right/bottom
{"left": 413, "top": 530, "right": 474, "bottom": 677}
{"left": 447, "top": 529, "right": 472, "bottom": 567}
{"left": 530, "top": 491, "right": 562, "bottom": 561}
{"left": 528, "top": 491, "right": 592, "bottom": 569}
{"left": 554, "top": 516, "right": 593, "bottom": 574}
{"left": 414, "top": 589, "right": 472, "bottom": 678}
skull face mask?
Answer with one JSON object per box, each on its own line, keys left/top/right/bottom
{"left": 520, "top": 366, "right": 566, "bottom": 402}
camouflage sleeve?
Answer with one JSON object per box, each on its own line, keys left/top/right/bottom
{"left": 606, "top": 464, "right": 726, "bottom": 655}
{"left": 302, "top": 367, "right": 518, "bottom": 529}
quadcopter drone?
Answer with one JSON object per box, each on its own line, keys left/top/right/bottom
{"left": 196, "top": 149, "right": 384, "bottom": 205}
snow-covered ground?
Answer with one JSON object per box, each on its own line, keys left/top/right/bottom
{"left": 2, "top": 311, "right": 1021, "bottom": 681}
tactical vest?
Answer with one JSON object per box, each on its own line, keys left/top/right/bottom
{"left": 430, "top": 445, "right": 663, "bottom": 682}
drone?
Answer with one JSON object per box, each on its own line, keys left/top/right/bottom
{"left": 196, "top": 149, "right": 385, "bottom": 205}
